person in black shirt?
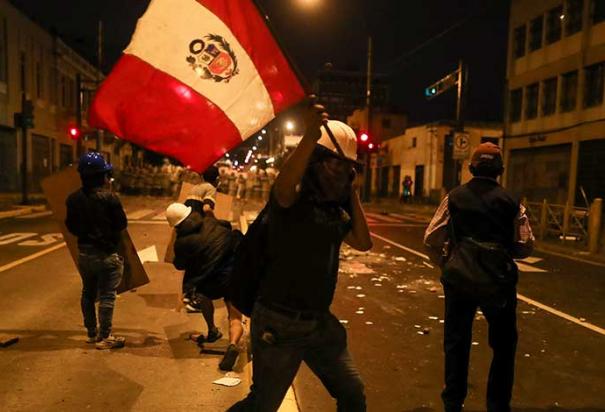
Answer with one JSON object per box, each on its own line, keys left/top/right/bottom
{"left": 230, "top": 101, "right": 372, "bottom": 412}
{"left": 65, "top": 152, "right": 127, "bottom": 350}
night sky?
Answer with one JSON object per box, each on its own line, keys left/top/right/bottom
{"left": 9, "top": 0, "right": 510, "bottom": 124}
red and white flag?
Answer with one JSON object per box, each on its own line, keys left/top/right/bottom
{"left": 90, "top": 0, "right": 306, "bottom": 171}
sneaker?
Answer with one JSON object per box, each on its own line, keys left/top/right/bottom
{"left": 206, "top": 328, "right": 223, "bottom": 343}
{"left": 96, "top": 335, "right": 126, "bottom": 350}
{"left": 86, "top": 335, "right": 101, "bottom": 344}
{"left": 185, "top": 303, "right": 202, "bottom": 313}
{"left": 219, "top": 344, "right": 239, "bottom": 371}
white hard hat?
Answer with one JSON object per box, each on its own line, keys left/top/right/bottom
{"left": 317, "top": 120, "right": 358, "bottom": 161}
{"left": 166, "top": 203, "right": 192, "bottom": 228}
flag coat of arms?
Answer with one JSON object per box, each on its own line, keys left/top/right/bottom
{"left": 90, "top": 0, "right": 306, "bottom": 171}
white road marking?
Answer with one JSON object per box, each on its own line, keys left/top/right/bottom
{"left": 0, "top": 233, "right": 37, "bottom": 245}
{"left": 137, "top": 245, "right": 159, "bottom": 263}
{"left": 516, "top": 262, "right": 547, "bottom": 273}
{"left": 365, "top": 213, "right": 403, "bottom": 223}
{"left": 369, "top": 231, "right": 605, "bottom": 335}
{"left": 370, "top": 232, "right": 429, "bottom": 260}
{"left": 517, "top": 293, "right": 605, "bottom": 336}
{"left": 518, "top": 256, "right": 543, "bottom": 264}
{"left": 278, "top": 386, "right": 300, "bottom": 412}
{"left": 0, "top": 242, "right": 66, "bottom": 273}
{"left": 126, "top": 209, "right": 155, "bottom": 220}
{"left": 16, "top": 211, "right": 53, "bottom": 219}
{"left": 18, "top": 233, "right": 64, "bottom": 247}
{"left": 388, "top": 213, "right": 430, "bottom": 223}
{"left": 365, "top": 217, "right": 378, "bottom": 224}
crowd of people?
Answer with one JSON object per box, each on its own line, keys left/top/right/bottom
{"left": 65, "top": 101, "right": 534, "bottom": 412}
{"left": 112, "top": 160, "right": 278, "bottom": 202}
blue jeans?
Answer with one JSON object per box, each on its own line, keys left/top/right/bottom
{"left": 78, "top": 248, "right": 124, "bottom": 339}
{"left": 229, "top": 302, "right": 366, "bottom": 412}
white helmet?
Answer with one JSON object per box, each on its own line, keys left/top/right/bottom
{"left": 317, "top": 120, "right": 358, "bottom": 161}
{"left": 166, "top": 203, "right": 192, "bottom": 228}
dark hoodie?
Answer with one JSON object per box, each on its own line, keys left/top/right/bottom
{"left": 173, "top": 212, "right": 238, "bottom": 289}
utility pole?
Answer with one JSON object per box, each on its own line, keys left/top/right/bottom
{"left": 76, "top": 73, "right": 83, "bottom": 156}
{"left": 19, "top": 95, "right": 29, "bottom": 205}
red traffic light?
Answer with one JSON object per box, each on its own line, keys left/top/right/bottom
{"left": 68, "top": 127, "right": 80, "bottom": 139}
{"left": 368, "top": 143, "right": 374, "bottom": 150}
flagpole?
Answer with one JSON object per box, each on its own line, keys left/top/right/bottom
{"left": 249, "top": 0, "right": 311, "bottom": 95}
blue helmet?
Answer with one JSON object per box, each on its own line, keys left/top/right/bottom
{"left": 78, "top": 152, "right": 112, "bottom": 176}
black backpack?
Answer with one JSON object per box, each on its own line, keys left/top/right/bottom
{"left": 227, "top": 205, "right": 270, "bottom": 317}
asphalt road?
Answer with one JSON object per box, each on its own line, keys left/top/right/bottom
{"left": 1, "top": 199, "right": 604, "bottom": 411}
{"left": 294, "top": 212, "right": 605, "bottom": 411}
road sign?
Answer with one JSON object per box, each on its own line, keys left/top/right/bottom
{"left": 453, "top": 132, "right": 471, "bottom": 159}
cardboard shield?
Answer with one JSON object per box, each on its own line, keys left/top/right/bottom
{"left": 41, "top": 166, "right": 149, "bottom": 293}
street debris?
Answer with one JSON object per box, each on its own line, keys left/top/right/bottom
{"left": 0, "top": 336, "right": 19, "bottom": 348}
{"left": 356, "top": 310, "right": 365, "bottom": 315}
{"left": 356, "top": 294, "right": 366, "bottom": 298}
{"left": 365, "top": 321, "right": 374, "bottom": 325}
{"left": 524, "top": 353, "right": 531, "bottom": 358}
{"left": 414, "top": 325, "right": 421, "bottom": 329}
{"left": 339, "top": 261, "right": 375, "bottom": 274}
{"left": 472, "top": 342, "right": 479, "bottom": 346}
{"left": 340, "top": 320, "right": 349, "bottom": 325}
{"left": 423, "top": 261, "right": 434, "bottom": 269}
{"left": 374, "top": 283, "right": 382, "bottom": 287}
{"left": 213, "top": 373, "right": 241, "bottom": 387}
{"left": 428, "top": 316, "right": 439, "bottom": 320}
{"left": 394, "top": 257, "right": 407, "bottom": 262}
{"left": 383, "top": 245, "right": 391, "bottom": 249}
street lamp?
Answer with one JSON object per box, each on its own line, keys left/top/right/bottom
{"left": 286, "top": 121, "right": 295, "bottom": 132}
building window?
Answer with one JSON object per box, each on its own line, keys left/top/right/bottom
{"left": 560, "top": 70, "right": 578, "bottom": 112}
{"left": 529, "top": 15, "right": 544, "bottom": 51}
{"left": 593, "top": 0, "right": 605, "bottom": 23}
{"left": 509, "top": 88, "right": 523, "bottom": 122}
{"left": 0, "top": 18, "right": 7, "bottom": 85}
{"left": 514, "top": 25, "right": 526, "bottom": 58}
{"left": 412, "top": 137, "right": 417, "bottom": 148}
{"left": 546, "top": 6, "right": 564, "bottom": 44}
{"left": 542, "top": 77, "right": 558, "bottom": 116}
{"left": 525, "top": 83, "right": 539, "bottom": 119}
{"left": 60, "top": 75, "right": 67, "bottom": 107}
{"left": 565, "top": 0, "right": 584, "bottom": 35}
{"left": 382, "top": 118, "right": 391, "bottom": 129}
{"left": 584, "top": 62, "right": 605, "bottom": 107}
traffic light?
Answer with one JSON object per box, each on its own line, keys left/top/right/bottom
{"left": 14, "top": 100, "right": 35, "bottom": 129}
{"left": 68, "top": 126, "right": 81, "bottom": 140}
{"left": 424, "top": 71, "right": 459, "bottom": 100}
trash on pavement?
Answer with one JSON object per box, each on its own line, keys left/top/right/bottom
{"left": 356, "top": 294, "right": 366, "bottom": 298}
{"left": 213, "top": 373, "right": 241, "bottom": 387}
{"left": 355, "top": 310, "right": 365, "bottom": 315}
{"left": 428, "top": 316, "right": 439, "bottom": 320}
{"left": 374, "top": 283, "right": 382, "bottom": 287}
{"left": 0, "top": 336, "right": 19, "bottom": 348}
{"left": 365, "top": 321, "right": 374, "bottom": 325}
{"left": 472, "top": 342, "right": 479, "bottom": 346}
{"left": 394, "top": 257, "right": 407, "bottom": 262}
{"left": 340, "top": 320, "right": 349, "bottom": 325}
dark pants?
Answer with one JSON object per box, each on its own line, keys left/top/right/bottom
{"left": 442, "top": 286, "right": 518, "bottom": 412}
{"left": 78, "top": 248, "right": 124, "bottom": 339}
{"left": 229, "top": 302, "right": 366, "bottom": 412}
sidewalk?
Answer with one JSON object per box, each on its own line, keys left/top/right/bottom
{"left": 363, "top": 197, "right": 605, "bottom": 265}
{"left": 0, "top": 193, "right": 47, "bottom": 219}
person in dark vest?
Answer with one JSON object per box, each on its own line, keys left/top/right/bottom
{"left": 229, "top": 103, "right": 372, "bottom": 412}
{"left": 65, "top": 152, "right": 127, "bottom": 350}
{"left": 424, "top": 142, "right": 535, "bottom": 412}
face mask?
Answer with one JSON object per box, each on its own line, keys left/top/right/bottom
{"left": 302, "top": 156, "right": 354, "bottom": 205}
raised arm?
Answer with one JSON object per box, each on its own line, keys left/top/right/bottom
{"left": 344, "top": 180, "right": 372, "bottom": 251}
{"left": 273, "top": 101, "right": 328, "bottom": 208}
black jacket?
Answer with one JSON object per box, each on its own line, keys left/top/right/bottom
{"left": 65, "top": 188, "right": 127, "bottom": 253}
{"left": 173, "top": 212, "right": 237, "bottom": 288}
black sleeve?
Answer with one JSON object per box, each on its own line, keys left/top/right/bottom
{"left": 65, "top": 195, "right": 81, "bottom": 237}
{"left": 184, "top": 199, "right": 204, "bottom": 215}
{"left": 108, "top": 194, "right": 128, "bottom": 232}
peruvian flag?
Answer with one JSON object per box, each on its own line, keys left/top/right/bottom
{"left": 89, "top": 0, "right": 306, "bottom": 171}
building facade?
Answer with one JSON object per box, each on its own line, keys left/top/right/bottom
{"left": 0, "top": 0, "right": 122, "bottom": 194}
{"left": 313, "top": 64, "right": 391, "bottom": 122}
{"left": 505, "top": 0, "right": 605, "bottom": 206}
{"left": 380, "top": 122, "right": 502, "bottom": 201}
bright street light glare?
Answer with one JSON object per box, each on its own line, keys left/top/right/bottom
{"left": 286, "top": 121, "right": 295, "bottom": 131}
{"left": 258, "top": 136, "right": 263, "bottom": 141}
{"left": 298, "top": 0, "right": 321, "bottom": 8}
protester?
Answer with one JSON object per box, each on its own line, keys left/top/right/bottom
{"left": 229, "top": 103, "right": 372, "bottom": 411}
{"left": 65, "top": 152, "right": 127, "bottom": 350}
{"left": 401, "top": 175, "right": 413, "bottom": 203}
{"left": 424, "top": 142, "right": 535, "bottom": 412}
{"left": 180, "top": 166, "right": 221, "bottom": 325}
{"left": 166, "top": 203, "right": 244, "bottom": 371}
